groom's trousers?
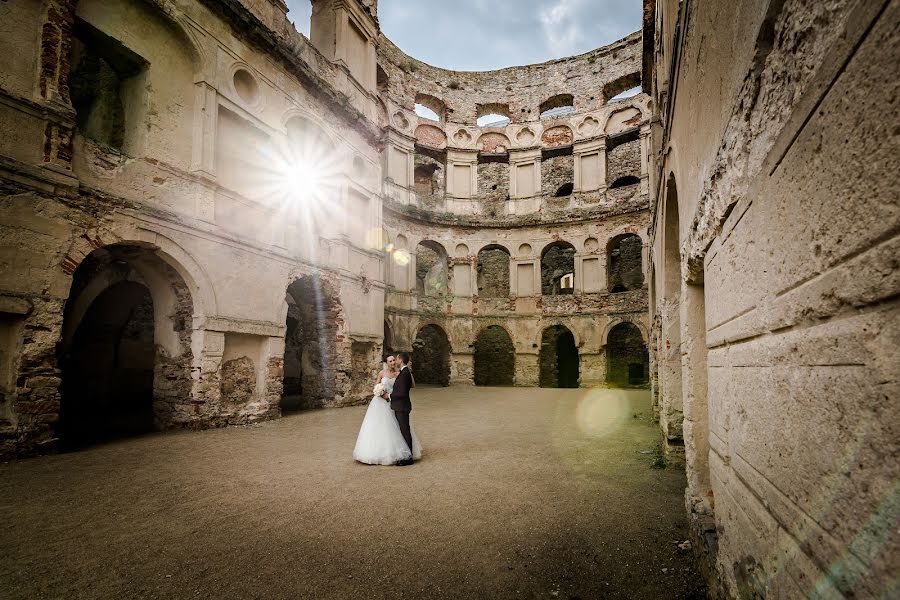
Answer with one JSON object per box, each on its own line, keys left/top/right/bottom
{"left": 394, "top": 410, "right": 413, "bottom": 453}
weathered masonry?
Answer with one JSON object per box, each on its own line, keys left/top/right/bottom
{"left": 643, "top": 0, "right": 899, "bottom": 597}
{"left": 0, "top": 0, "right": 649, "bottom": 458}
{"left": 3, "top": 1, "right": 892, "bottom": 596}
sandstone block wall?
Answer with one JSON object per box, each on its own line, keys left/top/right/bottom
{"left": 644, "top": 0, "right": 899, "bottom": 596}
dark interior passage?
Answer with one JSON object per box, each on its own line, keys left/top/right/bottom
{"left": 59, "top": 281, "right": 156, "bottom": 447}
{"left": 539, "top": 325, "right": 579, "bottom": 388}
{"left": 473, "top": 326, "right": 515, "bottom": 386}
{"left": 282, "top": 276, "right": 338, "bottom": 411}
{"left": 606, "top": 323, "right": 649, "bottom": 386}
{"left": 412, "top": 324, "right": 450, "bottom": 386}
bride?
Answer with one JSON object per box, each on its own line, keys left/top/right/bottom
{"left": 353, "top": 355, "right": 422, "bottom": 465}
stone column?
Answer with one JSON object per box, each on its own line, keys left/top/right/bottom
{"left": 450, "top": 351, "right": 474, "bottom": 385}
{"left": 514, "top": 352, "right": 539, "bottom": 386}
{"left": 190, "top": 329, "right": 225, "bottom": 424}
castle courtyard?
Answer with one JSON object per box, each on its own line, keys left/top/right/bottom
{"left": 1, "top": 387, "right": 704, "bottom": 599}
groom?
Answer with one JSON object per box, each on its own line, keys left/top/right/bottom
{"left": 390, "top": 352, "right": 414, "bottom": 466}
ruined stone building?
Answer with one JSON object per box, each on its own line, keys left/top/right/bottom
{"left": 643, "top": 0, "right": 898, "bottom": 597}
{"left": 0, "top": 0, "right": 895, "bottom": 597}
{"left": 0, "top": 0, "right": 652, "bottom": 459}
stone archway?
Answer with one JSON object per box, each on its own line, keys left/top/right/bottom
{"left": 58, "top": 244, "right": 194, "bottom": 448}
{"left": 607, "top": 233, "right": 644, "bottom": 293}
{"left": 473, "top": 325, "right": 515, "bottom": 386}
{"left": 282, "top": 275, "right": 339, "bottom": 411}
{"left": 606, "top": 322, "right": 649, "bottom": 386}
{"left": 412, "top": 324, "right": 450, "bottom": 386}
{"left": 539, "top": 325, "right": 579, "bottom": 388}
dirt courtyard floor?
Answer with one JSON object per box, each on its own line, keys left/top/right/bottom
{"left": 1, "top": 387, "right": 705, "bottom": 599}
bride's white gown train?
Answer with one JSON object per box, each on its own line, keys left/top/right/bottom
{"left": 353, "top": 375, "right": 422, "bottom": 465}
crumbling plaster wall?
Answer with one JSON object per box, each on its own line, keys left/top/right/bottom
{"left": 0, "top": 0, "right": 387, "bottom": 459}
{"left": 376, "top": 25, "right": 650, "bottom": 217}
{"left": 377, "top": 32, "right": 642, "bottom": 125}
{"left": 645, "top": 0, "right": 899, "bottom": 597}
{"left": 383, "top": 208, "right": 650, "bottom": 388}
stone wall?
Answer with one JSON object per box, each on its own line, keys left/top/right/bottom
{"left": 0, "top": 0, "right": 384, "bottom": 458}
{"left": 476, "top": 247, "right": 510, "bottom": 298}
{"left": 644, "top": 0, "right": 899, "bottom": 596}
{"left": 607, "top": 136, "right": 640, "bottom": 186}
{"left": 541, "top": 154, "right": 575, "bottom": 196}
{"left": 377, "top": 31, "right": 642, "bottom": 126}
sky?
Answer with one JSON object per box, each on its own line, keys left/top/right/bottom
{"left": 285, "top": 0, "right": 642, "bottom": 71}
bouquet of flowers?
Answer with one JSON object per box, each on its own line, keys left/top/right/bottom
{"left": 373, "top": 383, "right": 387, "bottom": 400}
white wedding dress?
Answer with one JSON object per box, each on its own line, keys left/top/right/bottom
{"left": 353, "top": 375, "right": 422, "bottom": 465}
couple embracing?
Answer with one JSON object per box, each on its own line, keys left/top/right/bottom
{"left": 353, "top": 352, "right": 422, "bottom": 466}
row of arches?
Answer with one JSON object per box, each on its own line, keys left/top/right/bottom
{"left": 394, "top": 235, "right": 645, "bottom": 297}
{"left": 386, "top": 321, "right": 649, "bottom": 389}
{"left": 412, "top": 88, "right": 642, "bottom": 127}
{"left": 56, "top": 242, "right": 647, "bottom": 449}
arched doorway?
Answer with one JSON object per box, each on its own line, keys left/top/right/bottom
{"left": 539, "top": 325, "right": 579, "bottom": 388}
{"left": 282, "top": 275, "right": 338, "bottom": 412}
{"left": 607, "top": 233, "right": 644, "bottom": 293}
{"left": 473, "top": 325, "right": 515, "bottom": 386}
{"left": 606, "top": 323, "right": 649, "bottom": 386}
{"left": 412, "top": 324, "right": 450, "bottom": 386}
{"left": 58, "top": 244, "right": 194, "bottom": 448}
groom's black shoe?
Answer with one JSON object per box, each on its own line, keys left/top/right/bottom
{"left": 396, "top": 459, "right": 414, "bottom": 466}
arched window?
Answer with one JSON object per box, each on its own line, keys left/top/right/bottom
{"left": 376, "top": 64, "right": 389, "bottom": 92}
{"left": 608, "top": 86, "right": 641, "bottom": 102}
{"left": 555, "top": 182, "right": 574, "bottom": 197}
{"left": 476, "top": 102, "right": 511, "bottom": 127}
{"left": 539, "top": 94, "right": 574, "bottom": 120}
{"left": 541, "top": 241, "right": 576, "bottom": 295}
{"left": 414, "top": 104, "right": 440, "bottom": 122}
{"left": 416, "top": 241, "right": 449, "bottom": 296}
{"left": 603, "top": 72, "right": 641, "bottom": 104}
{"left": 610, "top": 175, "right": 640, "bottom": 189}
{"left": 414, "top": 93, "right": 446, "bottom": 122}
{"left": 607, "top": 234, "right": 644, "bottom": 293}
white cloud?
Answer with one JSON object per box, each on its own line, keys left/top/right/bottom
{"left": 286, "top": 0, "right": 641, "bottom": 71}
{"left": 538, "top": 0, "right": 589, "bottom": 57}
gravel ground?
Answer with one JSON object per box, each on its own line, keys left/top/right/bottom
{"left": 0, "top": 386, "right": 706, "bottom": 599}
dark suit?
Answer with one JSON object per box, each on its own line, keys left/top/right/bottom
{"left": 390, "top": 366, "right": 414, "bottom": 453}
